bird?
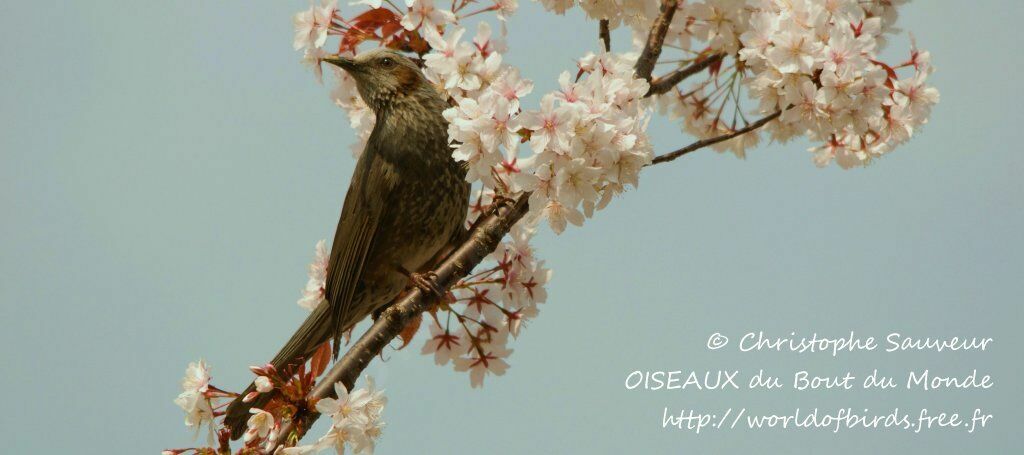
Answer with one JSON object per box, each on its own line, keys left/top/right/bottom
{"left": 223, "top": 48, "right": 470, "bottom": 438}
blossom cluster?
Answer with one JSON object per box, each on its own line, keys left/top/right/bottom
{"left": 171, "top": 360, "right": 219, "bottom": 447}
{"left": 737, "top": 0, "right": 938, "bottom": 168}
{"left": 636, "top": 0, "right": 937, "bottom": 167}
{"left": 552, "top": 0, "right": 658, "bottom": 32}
{"left": 519, "top": 52, "right": 654, "bottom": 232}
{"left": 421, "top": 219, "right": 551, "bottom": 387}
{"left": 282, "top": 380, "right": 387, "bottom": 455}
{"left": 431, "top": 23, "right": 525, "bottom": 185}
{"left": 534, "top": 0, "right": 938, "bottom": 168}
{"left": 168, "top": 356, "right": 386, "bottom": 455}
{"left": 434, "top": 32, "right": 654, "bottom": 233}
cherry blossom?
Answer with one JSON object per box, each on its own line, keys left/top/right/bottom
{"left": 640, "top": 0, "right": 939, "bottom": 167}
{"left": 535, "top": 0, "right": 575, "bottom": 15}
{"left": 292, "top": 7, "right": 319, "bottom": 51}
{"left": 244, "top": 408, "right": 275, "bottom": 444}
{"left": 172, "top": 360, "right": 217, "bottom": 445}
{"left": 172, "top": 390, "right": 214, "bottom": 443}
{"left": 284, "top": 378, "right": 386, "bottom": 454}
{"left": 518, "top": 51, "right": 653, "bottom": 232}
{"left": 297, "top": 239, "right": 329, "bottom": 311}
{"left": 180, "top": 359, "right": 211, "bottom": 394}
{"left": 490, "top": 68, "right": 533, "bottom": 112}
{"left": 301, "top": 48, "right": 328, "bottom": 85}
{"left": 400, "top": 0, "right": 455, "bottom": 32}
{"left": 254, "top": 375, "right": 273, "bottom": 393}
{"left": 423, "top": 26, "right": 470, "bottom": 78}
{"left": 519, "top": 94, "right": 574, "bottom": 154}
{"left": 293, "top": 1, "right": 336, "bottom": 51}
{"left": 472, "top": 21, "right": 506, "bottom": 56}
{"left": 493, "top": 0, "right": 519, "bottom": 21}
{"left": 329, "top": 64, "right": 376, "bottom": 157}
{"left": 892, "top": 70, "right": 940, "bottom": 120}
{"left": 421, "top": 321, "right": 464, "bottom": 365}
{"left": 688, "top": 0, "right": 744, "bottom": 54}
{"left": 766, "top": 26, "right": 822, "bottom": 74}
{"left": 453, "top": 334, "right": 513, "bottom": 388}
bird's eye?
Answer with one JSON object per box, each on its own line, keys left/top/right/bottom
{"left": 380, "top": 57, "right": 395, "bottom": 68}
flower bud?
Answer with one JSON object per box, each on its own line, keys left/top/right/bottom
{"left": 255, "top": 375, "right": 273, "bottom": 393}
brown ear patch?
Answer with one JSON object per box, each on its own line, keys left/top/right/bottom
{"left": 395, "top": 65, "right": 419, "bottom": 92}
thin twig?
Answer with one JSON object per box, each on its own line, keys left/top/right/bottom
{"left": 650, "top": 111, "right": 782, "bottom": 165}
{"left": 646, "top": 53, "right": 725, "bottom": 96}
{"left": 633, "top": 0, "right": 679, "bottom": 82}
{"left": 599, "top": 19, "right": 611, "bottom": 52}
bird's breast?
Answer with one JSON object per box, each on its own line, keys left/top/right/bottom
{"left": 373, "top": 154, "right": 469, "bottom": 273}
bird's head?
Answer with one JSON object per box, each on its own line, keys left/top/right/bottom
{"left": 323, "top": 48, "right": 435, "bottom": 112}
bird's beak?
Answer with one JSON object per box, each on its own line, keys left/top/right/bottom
{"left": 322, "top": 56, "right": 360, "bottom": 73}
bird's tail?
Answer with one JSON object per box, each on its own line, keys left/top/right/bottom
{"left": 223, "top": 302, "right": 334, "bottom": 439}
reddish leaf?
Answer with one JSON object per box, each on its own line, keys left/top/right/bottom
{"left": 339, "top": 30, "right": 371, "bottom": 54}
{"left": 396, "top": 313, "right": 423, "bottom": 350}
{"left": 404, "top": 30, "right": 430, "bottom": 54}
{"left": 338, "top": 7, "right": 402, "bottom": 53}
{"left": 379, "top": 22, "right": 404, "bottom": 43}
{"left": 310, "top": 341, "right": 332, "bottom": 377}
{"left": 351, "top": 7, "right": 399, "bottom": 27}
{"left": 296, "top": 361, "right": 308, "bottom": 392}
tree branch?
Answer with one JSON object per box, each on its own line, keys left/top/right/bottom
{"left": 254, "top": 80, "right": 779, "bottom": 454}
{"left": 646, "top": 53, "right": 725, "bottom": 96}
{"left": 267, "top": 193, "right": 531, "bottom": 451}
{"left": 633, "top": 0, "right": 679, "bottom": 82}
{"left": 650, "top": 110, "right": 782, "bottom": 165}
{"left": 264, "top": 109, "right": 782, "bottom": 451}
{"left": 599, "top": 19, "right": 611, "bottom": 52}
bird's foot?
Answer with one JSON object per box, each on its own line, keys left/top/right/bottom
{"left": 489, "top": 194, "right": 516, "bottom": 214}
{"left": 404, "top": 269, "right": 444, "bottom": 297}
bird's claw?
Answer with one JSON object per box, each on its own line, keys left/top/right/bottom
{"left": 488, "top": 194, "right": 516, "bottom": 214}
{"left": 409, "top": 271, "right": 443, "bottom": 297}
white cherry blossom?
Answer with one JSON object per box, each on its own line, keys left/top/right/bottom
{"left": 297, "top": 239, "right": 329, "bottom": 311}
{"left": 244, "top": 408, "right": 275, "bottom": 443}
{"left": 400, "top": 0, "right": 455, "bottom": 32}
{"left": 453, "top": 342, "right": 512, "bottom": 388}
{"left": 421, "top": 321, "right": 464, "bottom": 366}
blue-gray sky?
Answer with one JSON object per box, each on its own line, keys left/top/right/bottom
{"left": 1, "top": 1, "right": 1020, "bottom": 453}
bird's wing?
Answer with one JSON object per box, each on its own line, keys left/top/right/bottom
{"left": 325, "top": 149, "right": 398, "bottom": 357}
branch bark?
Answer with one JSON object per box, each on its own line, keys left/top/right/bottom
{"left": 646, "top": 53, "right": 725, "bottom": 96}
{"left": 633, "top": 0, "right": 679, "bottom": 82}
{"left": 267, "top": 193, "right": 531, "bottom": 450}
